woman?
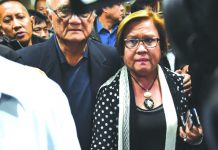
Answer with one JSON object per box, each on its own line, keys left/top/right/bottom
{"left": 90, "top": 10, "right": 203, "bottom": 150}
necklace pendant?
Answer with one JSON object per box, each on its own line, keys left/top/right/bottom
{"left": 144, "top": 91, "right": 152, "bottom": 98}
{"left": 144, "top": 98, "right": 154, "bottom": 110}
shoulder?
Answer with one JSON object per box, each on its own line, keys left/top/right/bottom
{"left": 90, "top": 19, "right": 100, "bottom": 42}
{"left": 87, "top": 38, "right": 120, "bottom": 62}
{"left": 88, "top": 38, "right": 118, "bottom": 53}
{"left": 0, "top": 44, "right": 23, "bottom": 63}
{"left": 162, "top": 66, "right": 183, "bottom": 84}
{"left": 18, "top": 38, "right": 52, "bottom": 55}
{"left": 97, "top": 70, "right": 120, "bottom": 97}
{"left": 95, "top": 71, "right": 120, "bottom": 114}
{"left": 17, "top": 38, "right": 55, "bottom": 66}
{"left": 0, "top": 56, "right": 66, "bottom": 107}
{"left": 32, "top": 34, "right": 47, "bottom": 44}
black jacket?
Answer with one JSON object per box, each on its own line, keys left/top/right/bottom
{"left": 0, "top": 34, "right": 45, "bottom": 50}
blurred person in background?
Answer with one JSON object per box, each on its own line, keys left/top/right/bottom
{"left": 91, "top": 3, "right": 125, "bottom": 47}
{"left": 35, "top": 0, "right": 53, "bottom": 37}
{"left": 28, "top": 9, "right": 50, "bottom": 39}
{"left": 35, "top": 0, "right": 47, "bottom": 16}
{"left": 0, "top": 0, "right": 45, "bottom": 50}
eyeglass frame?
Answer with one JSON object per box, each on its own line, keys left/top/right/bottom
{"left": 49, "top": 6, "right": 93, "bottom": 21}
{"left": 124, "top": 37, "right": 160, "bottom": 50}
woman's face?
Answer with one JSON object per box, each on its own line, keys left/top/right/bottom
{"left": 123, "top": 18, "right": 161, "bottom": 76}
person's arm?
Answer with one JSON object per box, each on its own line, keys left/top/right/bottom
{"left": 41, "top": 77, "right": 81, "bottom": 150}
{"left": 176, "top": 65, "right": 192, "bottom": 96}
{"left": 90, "top": 87, "right": 118, "bottom": 150}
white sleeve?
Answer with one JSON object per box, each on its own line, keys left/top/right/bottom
{"left": 43, "top": 79, "right": 81, "bottom": 150}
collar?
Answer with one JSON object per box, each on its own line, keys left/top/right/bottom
{"left": 96, "top": 18, "right": 104, "bottom": 33}
{"left": 54, "top": 35, "right": 89, "bottom": 64}
{"left": 96, "top": 18, "right": 118, "bottom": 33}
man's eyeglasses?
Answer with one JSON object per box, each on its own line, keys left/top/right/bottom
{"left": 124, "top": 37, "right": 160, "bottom": 50}
{"left": 50, "top": 7, "right": 92, "bottom": 21}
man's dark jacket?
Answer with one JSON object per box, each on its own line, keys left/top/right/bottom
{"left": 90, "top": 18, "right": 101, "bottom": 42}
{"left": 0, "top": 44, "right": 23, "bottom": 63}
{"left": 0, "top": 34, "right": 45, "bottom": 50}
{"left": 17, "top": 36, "right": 122, "bottom": 149}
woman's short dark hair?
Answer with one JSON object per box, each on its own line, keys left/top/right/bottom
{"left": 116, "top": 10, "right": 167, "bottom": 57}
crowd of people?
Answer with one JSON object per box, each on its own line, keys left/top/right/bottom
{"left": 0, "top": 0, "right": 207, "bottom": 150}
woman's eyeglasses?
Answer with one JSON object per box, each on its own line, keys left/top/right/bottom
{"left": 124, "top": 37, "right": 160, "bottom": 50}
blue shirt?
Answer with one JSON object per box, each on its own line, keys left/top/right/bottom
{"left": 55, "top": 39, "right": 92, "bottom": 150}
{"left": 96, "top": 18, "right": 118, "bottom": 47}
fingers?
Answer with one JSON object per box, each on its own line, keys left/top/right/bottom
{"left": 181, "top": 65, "right": 189, "bottom": 74}
{"left": 183, "top": 81, "right": 192, "bottom": 91}
{"left": 179, "top": 125, "right": 203, "bottom": 143}
{"left": 182, "top": 73, "right": 191, "bottom": 84}
{"left": 175, "top": 68, "right": 192, "bottom": 95}
{"left": 182, "top": 73, "right": 192, "bottom": 94}
{"left": 179, "top": 127, "right": 188, "bottom": 142}
{"left": 175, "top": 69, "right": 182, "bottom": 74}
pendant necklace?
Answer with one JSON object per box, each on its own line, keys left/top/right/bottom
{"left": 131, "top": 73, "right": 158, "bottom": 110}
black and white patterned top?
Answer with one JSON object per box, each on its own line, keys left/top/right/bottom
{"left": 90, "top": 66, "right": 189, "bottom": 150}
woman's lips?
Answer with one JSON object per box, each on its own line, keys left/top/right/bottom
{"left": 136, "top": 58, "right": 149, "bottom": 62}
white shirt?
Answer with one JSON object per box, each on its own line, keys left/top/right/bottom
{"left": 0, "top": 56, "right": 81, "bottom": 150}
{"left": 166, "top": 51, "right": 176, "bottom": 71}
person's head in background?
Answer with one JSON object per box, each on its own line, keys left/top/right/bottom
{"left": 28, "top": 9, "right": 49, "bottom": 39}
{"left": 95, "top": 3, "right": 125, "bottom": 26}
{"left": 0, "top": 0, "right": 34, "bottom": 47}
{"left": 35, "top": 0, "right": 53, "bottom": 30}
{"left": 35, "top": 0, "right": 47, "bottom": 16}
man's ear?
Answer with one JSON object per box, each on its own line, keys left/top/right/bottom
{"left": 0, "top": 30, "right": 3, "bottom": 36}
{"left": 102, "top": 7, "right": 109, "bottom": 13}
{"left": 0, "top": 24, "right": 5, "bottom": 36}
{"left": 30, "top": 16, "right": 35, "bottom": 26}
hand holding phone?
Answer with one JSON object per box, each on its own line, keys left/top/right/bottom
{"left": 180, "top": 108, "right": 203, "bottom": 143}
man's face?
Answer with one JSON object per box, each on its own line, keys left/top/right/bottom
{"left": 0, "top": 1, "right": 33, "bottom": 46}
{"left": 33, "top": 21, "right": 49, "bottom": 39}
{"left": 48, "top": 0, "right": 95, "bottom": 43}
{"left": 36, "top": 0, "right": 47, "bottom": 16}
{"left": 104, "top": 3, "right": 125, "bottom": 23}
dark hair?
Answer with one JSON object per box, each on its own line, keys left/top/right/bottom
{"left": 95, "top": 8, "right": 103, "bottom": 16}
{"left": 131, "top": 0, "right": 159, "bottom": 13}
{"left": 34, "top": 0, "right": 39, "bottom": 10}
{"left": 95, "top": 3, "right": 120, "bottom": 16}
{"left": 28, "top": 9, "right": 47, "bottom": 25}
{"left": 116, "top": 10, "right": 167, "bottom": 56}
